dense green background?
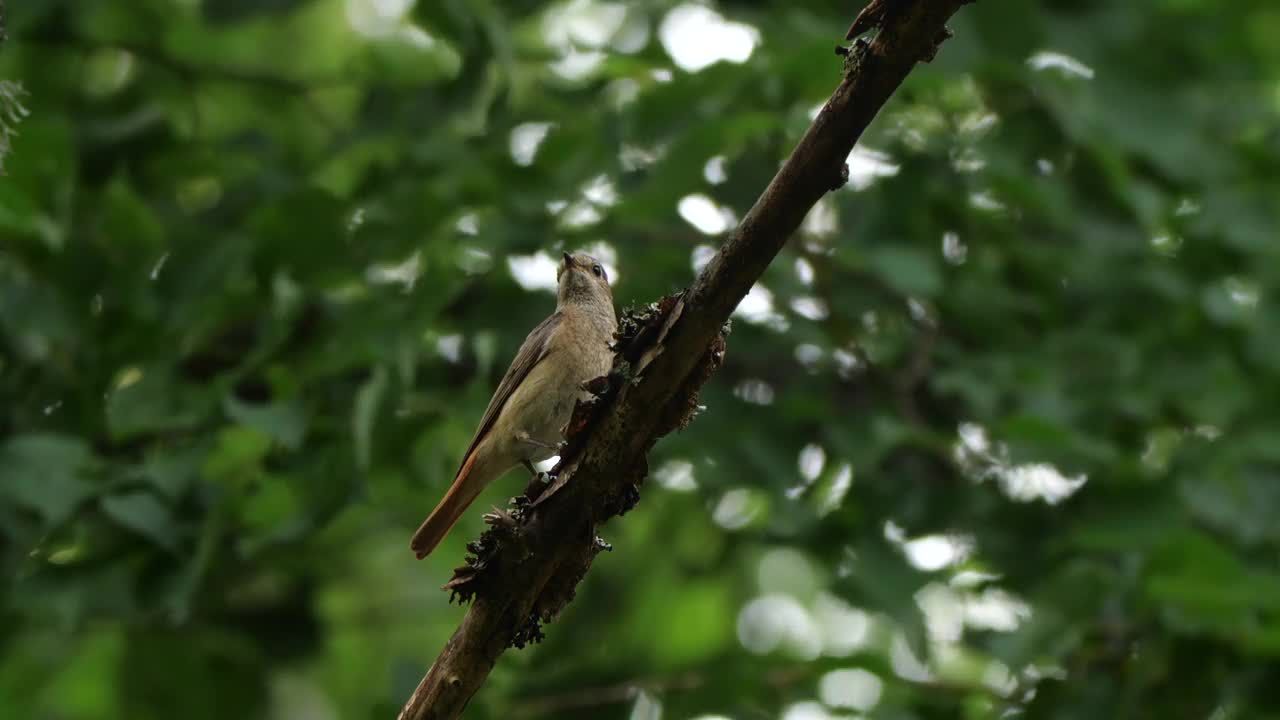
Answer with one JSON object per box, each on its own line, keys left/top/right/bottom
{"left": 3, "top": 0, "right": 1280, "bottom": 718}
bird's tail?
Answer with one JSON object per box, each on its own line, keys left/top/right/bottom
{"left": 410, "top": 451, "right": 483, "bottom": 559}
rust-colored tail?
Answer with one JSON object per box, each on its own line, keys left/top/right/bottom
{"left": 410, "top": 451, "right": 482, "bottom": 559}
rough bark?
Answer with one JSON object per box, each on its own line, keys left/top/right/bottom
{"left": 399, "top": 2, "right": 971, "bottom": 717}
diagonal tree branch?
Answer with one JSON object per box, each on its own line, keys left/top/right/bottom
{"left": 399, "top": 2, "right": 972, "bottom": 718}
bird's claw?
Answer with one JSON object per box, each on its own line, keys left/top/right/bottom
{"left": 483, "top": 506, "right": 518, "bottom": 529}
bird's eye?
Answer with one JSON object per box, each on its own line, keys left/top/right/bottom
{"left": 591, "top": 264, "right": 605, "bottom": 279}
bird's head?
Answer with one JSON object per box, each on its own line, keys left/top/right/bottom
{"left": 556, "top": 251, "right": 613, "bottom": 309}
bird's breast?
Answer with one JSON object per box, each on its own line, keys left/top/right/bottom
{"left": 501, "top": 326, "right": 613, "bottom": 461}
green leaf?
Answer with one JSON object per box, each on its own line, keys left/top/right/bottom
{"left": 1145, "top": 530, "right": 1280, "bottom": 618}
{"left": 138, "top": 444, "right": 208, "bottom": 502}
{"left": 100, "top": 491, "right": 181, "bottom": 552}
{"left": 0, "top": 434, "right": 96, "bottom": 526}
{"left": 867, "top": 247, "right": 943, "bottom": 298}
{"left": 0, "top": 264, "right": 79, "bottom": 362}
{"left": 240, "top": 477, "right": 303, "bottom": 550}
{"left": 837, "top": 537, "right": 932, "bottom": 660}
{"left": 1179, "top": 468, "right": 1280, "bottom": 546}
{"left": 223, "top": 396, "right": 307, "bottom": 450}
{"left": 99, "top": 176, "right": 164, "bottom": 259}
{"left": 202, "top": 427, "right": 273, "bottom": 487}
{"left": 352, "top": 32, "right": 463, "bottom": 85}
{"left": 106, "top": 366, "right": 210, "bottom": 440}
{"left": 1071, "top": 494, "right": 1185, "bottom": 552}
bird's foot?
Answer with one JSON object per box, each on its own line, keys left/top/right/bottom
{"left": 521, "top": 459, "right": 555, "bottom": 485}
{"left": 483, "top": 506, "right": 519, "bottom": 530}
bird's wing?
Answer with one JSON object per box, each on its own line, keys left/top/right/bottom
{"left": 454, "top": 311, "right": 562, "bottom": 474}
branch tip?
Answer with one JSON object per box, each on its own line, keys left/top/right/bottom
{"left": 844, "top": 0, "right": 894, "bottom": 41}
{"left": 923, "top": 26, "right": 955, "bottom": 63}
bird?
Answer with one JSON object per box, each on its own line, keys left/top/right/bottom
{"left": 410, "top": 251, "right": 618, "bottom": 559}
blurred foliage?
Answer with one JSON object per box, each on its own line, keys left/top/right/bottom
{"left": 3, "top": 0, "right": 1280, "bottom": 719}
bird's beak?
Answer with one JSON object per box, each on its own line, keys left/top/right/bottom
{"left": 562, "top": 251, "right": 574, "bottom": 268}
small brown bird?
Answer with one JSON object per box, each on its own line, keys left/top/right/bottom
{"left": 410, "top": 251, "right": 618, "bottom": 559}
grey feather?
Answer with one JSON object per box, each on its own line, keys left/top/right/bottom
{"left": 454, "top": 311, "right": 562, "bottom": 474}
